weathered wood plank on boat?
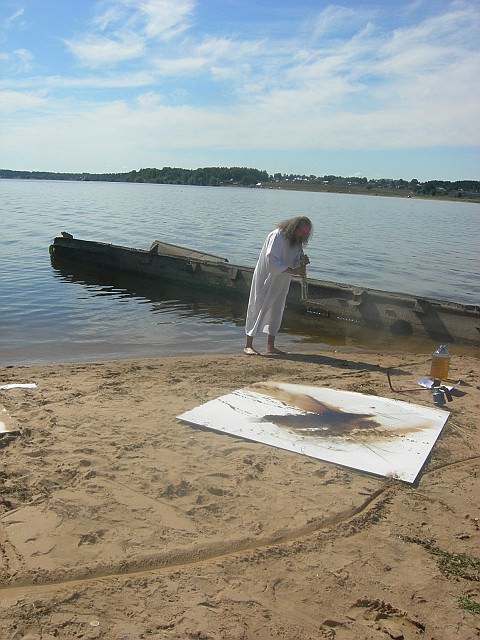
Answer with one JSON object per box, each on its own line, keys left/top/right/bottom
{"left": 49, "top": 234, "right": 480, "bottom": 345}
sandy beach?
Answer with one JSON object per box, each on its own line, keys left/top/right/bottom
{"left": 1, "top": 346, "right": 479, "bottom": 639}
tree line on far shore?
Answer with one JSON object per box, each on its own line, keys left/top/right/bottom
{"left": 0, "top": 167, "right": 478, "bottom": 199}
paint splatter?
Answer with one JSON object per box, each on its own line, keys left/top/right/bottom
{"left": 249, "top": 382, "right": 428, "bottom": 439}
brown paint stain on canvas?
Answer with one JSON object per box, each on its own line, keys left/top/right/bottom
{"left": 248, "top": 382, "right": 430, "bottom": 439}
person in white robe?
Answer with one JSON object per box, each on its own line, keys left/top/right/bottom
{"left": 244, "top": 216, "right": 312, "bottom": 355}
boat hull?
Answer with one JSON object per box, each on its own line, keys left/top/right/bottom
{"left": 49, "top": 235, "right": 480, "bottom": 345}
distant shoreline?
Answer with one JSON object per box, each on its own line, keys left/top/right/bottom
{"left": 1, "top": 169, "right": 479, "bottom": 203}
{"left": 237, "top": 181, "right": 480, "bottom": 203}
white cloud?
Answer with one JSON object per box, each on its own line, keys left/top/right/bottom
{"left": 91, "top": 0, "right": 194, "bottom": 39}
{"left": 13, "top": 47, "right": 33, "bottom": 72}
{"left": 2, "top": 7, "right": 25, "bottom": 31}
{"left": 0, "top": 88, "right": 47, "bottom": 112}
{"left": 0, "top": 47, "right": 34, "bottom": 73}
{"left": 312, "top": 4, "right": 373, "bottom": 40}
{"left": 64, "top": 33, "right": 145, "bottom": 66}
{"left": 65, "top": 0, "right": 195, "bottom": 67}
{"left": 124, "top": 0, "right": 195, "bottom": 40}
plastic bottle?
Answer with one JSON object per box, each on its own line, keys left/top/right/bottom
{"left": 430, "top": 344, "right": 450, "bottom": 380}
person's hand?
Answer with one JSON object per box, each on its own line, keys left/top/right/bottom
{"left": 302, "top": 254, "right": 310, "bottom": 265}
{"left": 288, "top": 266, "right": 305, "bottom": 276}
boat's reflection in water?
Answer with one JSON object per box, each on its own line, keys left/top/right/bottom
{"left": 50, "top": 256, "right": 445, "bottom": 355}
{"left": 51, "top": 255, "right": 247, "bottom": 323}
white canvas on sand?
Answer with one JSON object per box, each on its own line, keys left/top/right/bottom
{"left": 177, "top": 381, "right": 450, "bottom": 483}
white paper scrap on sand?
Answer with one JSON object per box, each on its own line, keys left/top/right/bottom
{"left": 0, "top": 383, "right": 37, "bottom": 390}
{"left": 177, "top": 381, "right": 450, "bottom": 483}
{"left": 417, "top": 377, "right": 460, "bottom": 391}
{"left": 0, "top": 405, "right": 20, "bottom": 435}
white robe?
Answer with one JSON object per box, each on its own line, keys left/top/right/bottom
{"left": 245, "top": 228, "right": 302, "bottom": 337}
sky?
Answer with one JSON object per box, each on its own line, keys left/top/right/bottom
{"left": 1, "top": 0, "right": 479, "bottom": 181}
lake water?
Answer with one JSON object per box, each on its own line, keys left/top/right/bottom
{"left": 1, "top": 179, "right": 479, "bottom": 365}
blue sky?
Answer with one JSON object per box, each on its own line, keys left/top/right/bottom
{"left": 1, "top": 0, "right": 479, "bottom": 180}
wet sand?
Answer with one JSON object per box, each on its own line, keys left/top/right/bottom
{"left": 1, "top": 347, "right": 479, "bottom": 639}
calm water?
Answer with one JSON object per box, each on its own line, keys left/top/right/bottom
{"left": 1, "top": 179, "right": 479, "bottom": 365}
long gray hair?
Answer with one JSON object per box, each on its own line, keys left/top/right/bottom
{"left": 278, "top": 216, "right": 313, "bottom": 245}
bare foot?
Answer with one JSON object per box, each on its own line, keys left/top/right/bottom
{"left": 264, "top": 347, "right": 286, "bottom": 356}
{"left": 243, "top": 347, "right": 260, "bottom": 356}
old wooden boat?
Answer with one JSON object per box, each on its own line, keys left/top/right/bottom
{"left": 49, "top": 233, "right": 480, "bottom": 345}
